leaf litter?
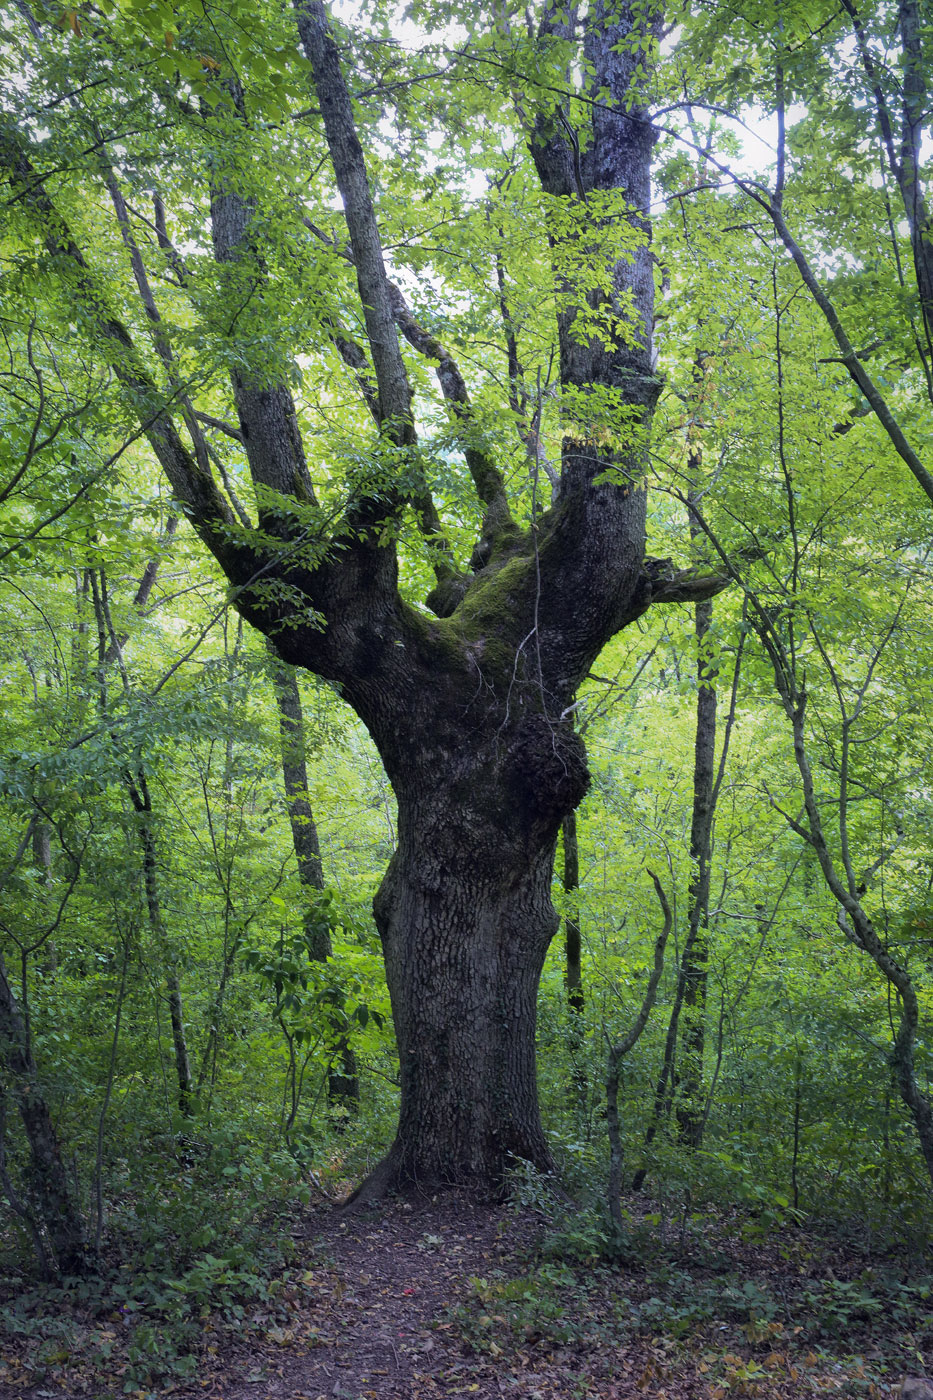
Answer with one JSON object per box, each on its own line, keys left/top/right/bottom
{"left": 0, "top": 1191, "right": 927, "bottom": 1399}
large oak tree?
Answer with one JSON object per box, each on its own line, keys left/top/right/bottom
{"left": 1, "top": 0, "right": 724, "bottom": 1195}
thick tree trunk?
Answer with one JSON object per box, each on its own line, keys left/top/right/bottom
{"left": 369, "top": 829, "right": 557, "bottom": 1192}
{"left": 350, "top": 711, "right": 590, "bottom": 1199}
{"left": 7, "top": 0, "right": 742, "bottom": 1201}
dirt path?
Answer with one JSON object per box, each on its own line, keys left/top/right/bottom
{"left": 180, "top": 1194, "right": 714, "bottom": 1400}
{"left": 1, "top": 1192, "right": 908, "bottom": 1398}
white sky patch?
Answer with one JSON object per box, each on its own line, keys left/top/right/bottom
{"left": 332, "top": 0, "right": 466, "bottom": 47}
{"left": 324, "top": 1, "right": 930, "bottom": 278}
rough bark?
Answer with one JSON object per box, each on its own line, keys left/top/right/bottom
{"left": 331, "top": 676, "right": 593, "bottom": 1195}
{"left": 368, "top": 807, "right": 563, "bottom": 1192}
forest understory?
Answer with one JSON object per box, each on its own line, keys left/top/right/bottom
{"left": 1, "top": 1186, "right": 930, "bottom": 1400}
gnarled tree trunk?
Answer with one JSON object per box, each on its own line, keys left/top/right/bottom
{"left": 338, "top": 643, "right": 592, "bottom": 1192}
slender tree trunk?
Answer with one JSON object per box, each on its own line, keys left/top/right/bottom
{"left": 630, "top": 992, "right": 679, "bottom": 1192}
{"left": 32, "top": 823, "right": 56, "bottom": 975}
{"left": 268, "top": 648, "right": 359, "bottom": 1111}
{"left": 86, "top": 569, "right": 194, "bottom": 1118}
{"left": 562, "top": 811, "right": 584, "bottom": 1015}
{"left": 164, "top": 967, "right": 192, "bottom": 1118}
{"left": 126, "top": 776, "right": 193, "bottom": 1117}
{"left": 606, "top": 874, "right": 671, "bottom": 1231}
{"left": 676, "top": 590, "right": 716, "bottom": 1148}
{"left": 561, "top": 810, "right": 587, "bottom": 1113}
{"left": 0, "top": 952, "right": 89, "bottom": 1274}
{"left": 790, "top": 1051, "right": 802, "bottom": 1213}
{"left": 759, "top": 622, "right": 933, "bottom": 1188}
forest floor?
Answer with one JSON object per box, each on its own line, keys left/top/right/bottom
{"left": 1, "top": 1188, "right": 930, "bottom": 1400}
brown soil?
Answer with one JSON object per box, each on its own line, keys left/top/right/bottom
{"left": 175, "top": 1191, "right": 711, "bottom": 1400}
{"left": 0, "top": 1191, "right": 919, "bottom": 1399}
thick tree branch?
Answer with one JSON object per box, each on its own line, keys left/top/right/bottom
{"left": 294, "top": 0, "right": 414, "bottom": 442}
{"left": 299, "top": 206, "right": 503, "bottom": 576}
{"left": 207, "top": 83, "right": 318, "bottom": 514}
{"left": 646, "top": 560, "right": 732, "bottom": 605}
{"left": 194, "top": 411, "right": 243, "bottom": 443}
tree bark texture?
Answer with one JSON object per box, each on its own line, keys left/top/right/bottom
{"left": 371, "top": 800, "right": 562, "bottom": 1190}
{"left": 349, "top": 688, "right": 591, "bottom": 1191}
